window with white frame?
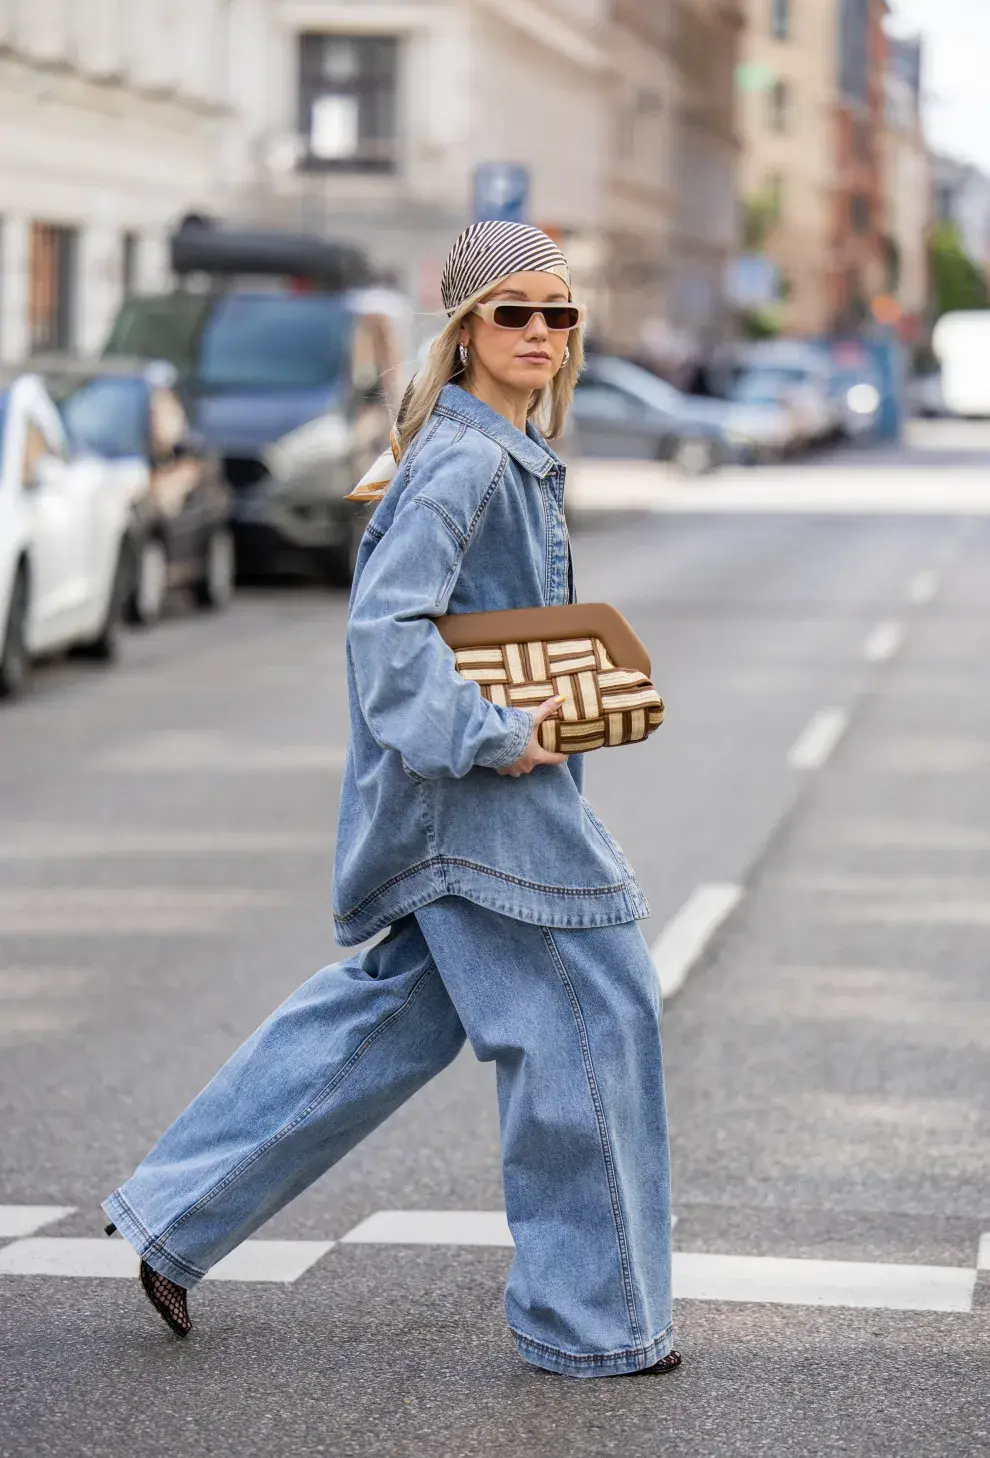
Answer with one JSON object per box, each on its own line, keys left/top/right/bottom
{"left": 298, "top": 34, "right": 399, "bottom": 172}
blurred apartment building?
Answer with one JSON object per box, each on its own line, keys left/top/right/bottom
{"left": 738, "top": 0, "right": 892, "bottom": 336}
{"left": 229, "top": 0, "right": 743, "bottom": 367}
{"left": 931, "top": 155, "right": 990, "bottom": 275}
{"left": 0, "top": 0, "right": 231, "bottom": 361}
{"left": 0, "top": 0, "right": 743, "bottom": 369}
{"left": 882, "top": 35, "right": 929, "bottom": 332}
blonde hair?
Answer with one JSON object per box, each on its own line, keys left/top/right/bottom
{"left": 395, "top": 281, "right": 584, "bottom": 460}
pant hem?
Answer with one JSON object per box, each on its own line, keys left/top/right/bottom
{"left": 511, "top": 1321, "right": 675, "bottom": 1378}
{"left": 102, "top": 1191, "right": 207, "bottom": 1290}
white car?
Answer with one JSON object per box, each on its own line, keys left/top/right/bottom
{"left": 0, "top": 374, "right": 135, "bottom": 699}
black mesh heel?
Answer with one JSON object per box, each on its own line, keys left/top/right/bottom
{"left": 631, "top": 1351, "right": 682, "bottom": 1376}
{"left": 139, "top": 1260, "right": 192, "bottom": 1338}
{"left": 105, "top": 1220, "right": 191, "bottom": 1337}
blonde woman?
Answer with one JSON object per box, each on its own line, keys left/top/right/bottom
{"left": 104, "top": 222, "right": 678, "bottom": 1379}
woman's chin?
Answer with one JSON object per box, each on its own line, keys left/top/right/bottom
{"left": 506, "top": 363, "right": 556, "bottom": 390}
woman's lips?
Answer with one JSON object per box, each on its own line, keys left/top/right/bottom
{"left": 518, "top": 352, "right": 551, "bottom": 363}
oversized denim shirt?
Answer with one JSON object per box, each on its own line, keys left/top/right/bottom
{"left": 332, "top": 384, "right": 650, "bottom": 945}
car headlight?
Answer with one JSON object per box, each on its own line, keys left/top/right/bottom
{"left": 846, "top": 384, "right": 880, "bottom": 416}
{"left": 265, "top": 414, "right": 349, "bottom": 481}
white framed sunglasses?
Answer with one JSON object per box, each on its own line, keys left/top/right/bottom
{"left": 472, "top": 300, "right": 587, "bottom": 332}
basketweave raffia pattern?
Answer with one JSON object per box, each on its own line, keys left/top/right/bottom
{"left": 454, "top": 635, "right": 664, "bottom": 755}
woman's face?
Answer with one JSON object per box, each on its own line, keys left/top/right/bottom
{"left": 460, "top": 271, "right": 571, "bottom": 395}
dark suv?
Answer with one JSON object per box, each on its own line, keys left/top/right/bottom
{"left": 103, "top": 223, "right": 401, "bottom": 585}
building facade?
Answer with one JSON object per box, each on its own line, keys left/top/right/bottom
{"left": 882, "top": 34, "right": 929, "bottom": 329}
{"left": 737, "top": 0, "right": 893, "bottom": 336}
{"left": 830, "top": 0, "right": 888, "bottom": 331}
{"left": 0, "top": 0, "right": 230, "bottom": 361}
{"left": 0, "top": 0, "right": 744, "bottom": 366}
{"left": 227, "top": 0, "right": 742, "bottom": 363}
{"left": 931, "top": 155, "right": 990, "bottom": 275}
{"left": 737, "top": 0, "right": 836, "bottom": 335}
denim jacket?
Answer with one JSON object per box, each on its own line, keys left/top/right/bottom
{"left": 332, "top": 384, "right": 650, "bottom": 945}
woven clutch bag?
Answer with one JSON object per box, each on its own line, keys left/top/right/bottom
{"left": 437, "top": 603, "right": 664, "bottom": 755}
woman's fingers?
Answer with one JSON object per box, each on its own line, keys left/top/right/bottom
{"left": 532, "top": 693, "right": 567, "bottom": 724}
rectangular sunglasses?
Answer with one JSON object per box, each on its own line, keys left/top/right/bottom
{"left": 472, "top": 301, "right": 587, "bottom": 332}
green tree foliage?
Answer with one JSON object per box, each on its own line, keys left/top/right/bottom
{"left": 929, "top": 222, "right": 988, "bottom": 316}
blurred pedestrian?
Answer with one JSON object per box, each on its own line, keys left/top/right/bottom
{"left": 103, "top": 222, "right": 678, "bottom": 1380}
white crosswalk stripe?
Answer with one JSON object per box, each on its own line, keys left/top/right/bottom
{"left": 0, "top": 1208, "right": 984, "bottom": 1313}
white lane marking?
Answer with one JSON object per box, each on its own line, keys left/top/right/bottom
{"left": 863, "top": 621, "right": 905, "bottom": 663}
{"left": 95, "top": 733, "right": 347, "bottom": 774}
{"left": 908, "top": 569, "right": 939, "bottom": 605}
{"left": 977, "top": 1234, "right": 990, "bottom": 1270}
{"left": 341, "top": 1210, "right": 680, "bottom": 1244}
{"left": 787, "top": 708, "right": 849, "bottom": 770}
{"left": 672, "top": 1252, "right": 974, "bottom": 1313}
{"left": 650, "top": 884, "right": 743, "bottom": 1000}
{"left": 0, "top": 1206, "right": 76, "bottom": 1238}
{"left": 0, "top": 1229, "right": 976, "bottom": 1312}
{"left": 208, "top": 1241, "right": 335, "bottom": 1282}
{"left": 0, "top": 830, "right": 330, "bottom": 861}
{"left": 0, "top": 888, "right": 289, "bottom": 935}
{"left": 823, "top": 819, "right": 990, "bottom": 850}
{"left": 341, "top": 1211, "right": 515, "bottom": 1247}
{"left": 566, "top": 460, "right": 990, "bottom": 516}
{"left": 0, "top": 1238, "right": 334, "bottom": 1282}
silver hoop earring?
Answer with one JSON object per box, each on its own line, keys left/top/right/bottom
{"left": 562, "top": 345, "right": 571, "bottom": 365}
{"left": 458, "top": 343, "right": 470, "bottom": 369}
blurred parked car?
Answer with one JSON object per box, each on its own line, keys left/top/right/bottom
{"left": 569, "top": 356, "right": 727, "bottom": 473}
{"left": 733, "top": 342, "right": 836, "bottom": 447}
{"left": 907, "top": 370, "right": 946, "bottom": 418}
{"left": 54, "top": 361, "right": 234, "bottom": 625}
{"left": 587, "top": 355, "right": 795, "bottom": 465}
{"left": 0, "top": 375, "right": 134, "bottom": 699}
{"left": 829, "top": 364, "right": 882, "bottom": 440}
{"left": 103, "top": 221, "right": 399, "bottom": 586}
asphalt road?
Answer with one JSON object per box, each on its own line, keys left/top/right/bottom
{"left": 2, "top": 435, "right": 989, "bottom": 1457}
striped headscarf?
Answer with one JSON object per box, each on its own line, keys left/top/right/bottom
{"left": 440, "top": 221, "right": 570, "bottom": 315}
{"left": 347, "top": 222, "right": 571, "bottom": 502}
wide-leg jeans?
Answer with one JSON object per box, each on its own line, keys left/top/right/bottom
{"left": 104, "top": 896, "right": 674, "bottom": 1377}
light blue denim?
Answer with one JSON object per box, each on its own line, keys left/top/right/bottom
{"left": 333, "top": 384, "right": 651, "bottom": 946}
{"left": 104, "top": 896, "right": 674, "bottom": 1377}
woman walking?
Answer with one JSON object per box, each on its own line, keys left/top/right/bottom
{"left": 103, "top": 222, "right": 678, "bottom": 1379}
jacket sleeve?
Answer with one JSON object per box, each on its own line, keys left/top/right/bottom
{"left": 347, "top": 495, "right": 533, "bottom": 780}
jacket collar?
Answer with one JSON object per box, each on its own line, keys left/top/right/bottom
{"left": 435, "top": 384, "right": 558, "bottom": 478}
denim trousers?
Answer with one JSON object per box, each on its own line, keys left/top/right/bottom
{"left": 104, "top": 896, "right": 674, "bottom": 1378}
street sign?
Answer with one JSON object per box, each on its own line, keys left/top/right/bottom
{"left": 726, "top": 255, "right": 780, "bottom": 308}
{"left": 473, "top": 163, "right": 529, "bottom": 223}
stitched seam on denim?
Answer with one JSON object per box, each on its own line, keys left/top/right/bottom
{"left": 412, "top": 495, "right": 465, "bottom": 551}
{"left": 464, "top": 448, "right": 508, "bottom": 542}
{"left": 538, "top": 478, "right": 553, "bottom": 606}
{"left": 108, "top": 1191, "right": 208, "bottom": 1284}
{"left": 365, "top": 524, "right": 385, "bottom": 542}
{"left": 482, "top": 708, "right": 533, "bottom": 770}
{"left": 511, "top": 1321, "right": 674, "bottom": 1365}
{"left": 405, "top": 416, "right": 442, "bottom": 471}
{"left": 335, "top": 858, "right": 444, "bottom": 922}
{"left": 442, "top": 858, "right": 627, "bottom": 896}
{"left": 150, "top": 965, "right": 439, "bottom": 1254}
{"left": 432, "top": 405, "right": 551, "bottom": 477}
{"left": 334, "top": 856, "right": 629, "bottom": 924}
{"left": 541, "top": 927, "right": 643, "bottom": 1345}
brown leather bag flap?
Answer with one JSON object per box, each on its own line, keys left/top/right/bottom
{"left": 436, "top": 602, "right": 652, "bottom": 678}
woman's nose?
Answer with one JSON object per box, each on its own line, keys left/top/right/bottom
{"left": 524, "top": 311, "right": 550, "bottom": 340}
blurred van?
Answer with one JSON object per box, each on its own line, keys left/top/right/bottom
{"left": 932, "top": 311, "right": 990, "bottom": 418}
{"left": 103, "top": 219, "right": 402, "bottom": 586}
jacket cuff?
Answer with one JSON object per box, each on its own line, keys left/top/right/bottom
{"left": 478, "top": 707, "right": 533, "bottom": 771}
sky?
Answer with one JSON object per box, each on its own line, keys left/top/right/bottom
{"left": 886, "top": 0, "right": 990, "bottom": 174}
